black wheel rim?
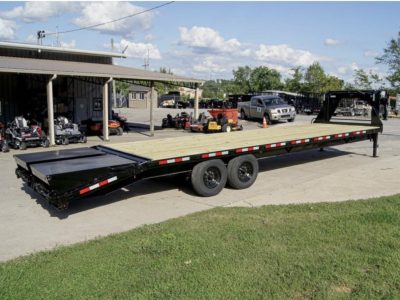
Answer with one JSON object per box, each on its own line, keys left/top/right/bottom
{"left": 237, "top": 162, "right": 253, "bottom": 183}
{"left": 203, "top": 167, "right": 222, "bottom": 189}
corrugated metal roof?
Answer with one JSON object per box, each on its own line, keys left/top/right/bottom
{"left": 0, "top": 41, "right": 126, "bottom": 58}
{"left": 0, "top": 56, "right": 204, "bottom": 84}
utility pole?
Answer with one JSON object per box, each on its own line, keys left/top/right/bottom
{"left": 142, "top": 48, "right": 150, "bottom": 70}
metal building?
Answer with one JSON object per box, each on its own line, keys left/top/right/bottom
{"left": 0, "top": 42, "right": 203, "bottom": 145}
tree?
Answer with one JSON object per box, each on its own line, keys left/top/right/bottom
{"left": 115, "top": 80, "right": 130, "bottom": 96}
{"left": 202, "top": 80, "right": 224, "bottom": 98}
{"left": 303, "top": 62, "right": 326, "bottom": 93}
{"left": 323, "top": 75, "right": 344, "bottom": 92}
{"left": 376, "top": 32, "right": 400, "bottom": 91}
{"left": 353, "top": 69, "right": 372, "bottom": 89}
{"left": 353, "top": 69, "right": 386, "bottom": 90}
{"left": 155, "top": 67, "right": 174, "bottom": 95}
{"left": 249, "top": 66, "right": 283, "bottom": 92}
{"left": 233, "top": 66, "right": 253, "bottom": 94}
{"left": 284, "top": 66, "right": 304, "bottom": 92}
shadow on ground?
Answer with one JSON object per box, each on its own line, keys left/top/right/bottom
{"left": 21, "top": 147, "right": 354, "bottom": 219}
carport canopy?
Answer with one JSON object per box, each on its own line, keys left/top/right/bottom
{"left": 0, "top": 55, "right": 204, "bottom": 144}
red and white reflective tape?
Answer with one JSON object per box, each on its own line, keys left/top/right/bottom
{"left": 79, "top": 176, "right": 118, "bottom": 195}
{"left": 265, "top": 142, "right": 286, "bottom": 149}
{"left": 313, "top": 135, "right": 331, "bottom": 142}
{"left": 201, "top": 150, "right": 229, "bottom": 159}
{"left": 290, "top": 139, "right": 310, "bottom": 145}
{"left": 159, "top": 156, "right": 190, "bottom": 165}
{"left": 335, "top": 133, "right": 350, "bottom": 138}
{"left": 352, "top": 130, "right": 367, "bottom": 135}
{"left": 235, "top": 146, "right": 260, "bottom": 153}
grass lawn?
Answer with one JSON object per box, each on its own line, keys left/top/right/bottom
{"left": 1, "top": 195, "right": 400, "bottom": 299}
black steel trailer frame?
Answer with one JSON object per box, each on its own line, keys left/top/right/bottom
{"left": 14, "top": 90, "right": 384, "bottom": 209}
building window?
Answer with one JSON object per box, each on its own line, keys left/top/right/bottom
{"left": 139, "top": 93, "right": 145, "bottom": 100}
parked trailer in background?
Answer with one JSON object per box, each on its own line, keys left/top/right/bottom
{"left": 14, "top": 90, "right": 384, "bottom": 209}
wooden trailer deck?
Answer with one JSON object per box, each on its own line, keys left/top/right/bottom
{"left": 109, "top": 123, "right": 380, "bottom": 161}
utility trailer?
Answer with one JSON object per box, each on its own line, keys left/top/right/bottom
{"left": 14, "top": 90, "right": 384, "bottom": 209}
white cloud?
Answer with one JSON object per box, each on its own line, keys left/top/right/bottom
{"left": 179, "top": 26, "right": 250, "bottom": 56}
{"left": 255, "top": 44, "right": 322, "bottom": 66}
{"left": 324, "top": 38, "right": 340, "bottom": 46}
{"left": 0, "top": 2, "right": 77, "bottom": 23}
{"left": 60, "top": 40, "right": 76, "bottom": 49}
{"left": 114, "top": 39, "right": 161, "bottom": 59}
{"left": 193, "top": 56, "right": 227, "bottom": 73}
{"left": 0, "top": 18, "right": 17, "bottom": 39}
{"left": 337, "top": 62, "right": 360, "bottom": 75}
{"left": 73, "top": 2, "right": 155, "bottom": 36}
{"left": 364, "top": 50, "right": 379, "bottom": 58}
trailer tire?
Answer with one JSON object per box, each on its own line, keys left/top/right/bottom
{"left": 191, "top": 159, "right": 227, "bottom": 197}
{"left": 227, "top": 155, "right": 258, "bottom": 189}
{"left": 117, "top": 127, "right": 123, "bottom": 136}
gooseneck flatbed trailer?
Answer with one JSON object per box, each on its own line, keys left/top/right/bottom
{"left": 14, "top": 90, "right": 384, "bottom": 209}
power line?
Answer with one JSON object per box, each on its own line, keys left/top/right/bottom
{"left": 45, "top": 1, "right": 174, "bottom": 36}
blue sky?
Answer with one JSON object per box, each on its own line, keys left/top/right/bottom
{"left": 0, "top": 1, "right": 399, "bottom": 82}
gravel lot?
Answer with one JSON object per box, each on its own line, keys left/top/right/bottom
{"left": 1, "top": 108, "right": 399, "bottom": 261}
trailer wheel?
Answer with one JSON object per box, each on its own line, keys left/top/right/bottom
{"left": 191, "top": 159, "right": 227, "bottom": 197}
{"left": 227, "top": 155, "right": 258, "bottom": 189}
{"left": 19, "top": 141, "right": 27, "bottom": 150}
{"left": 117, "top": 127, "right": 123, "bottom": 136}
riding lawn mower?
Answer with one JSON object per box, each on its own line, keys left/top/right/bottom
{"left": 190, "top": 109, "right": 243, "bottom": 133}
{"left": 54, "top": 116, "right": 87, "bottom": 145}
{"left": 6, "top": 116, "right": 49, "bottom": 150}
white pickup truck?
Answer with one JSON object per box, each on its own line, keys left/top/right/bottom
{"left": 237, "top": 95, "right": 296, "bottom": 124}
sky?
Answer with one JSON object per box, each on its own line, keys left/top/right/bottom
{"left": 0, "top": 1, "right": 399, "bottom": 82}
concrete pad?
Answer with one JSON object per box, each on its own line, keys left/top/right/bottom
{"left": 0, "top": 111, "right": 399, "bottom": 261}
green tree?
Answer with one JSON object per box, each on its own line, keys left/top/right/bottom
{"left": 233, "top": 66, "right": 253, "bottom": 93}
{"left": 284, "top": 66, "right": 304, "bottom": 92}
{"left": 323, "top": 75, "right": 344, "bottom": 91}
{"left": 304, "top": 62, "right": 326, "bottom": 93}
{"left": 249, "top": 66, "right": 283, "bottom": 92}
{"left": 115, "top": 80, "right": 130, "bottom": 96}
{"left": 376, "top": 32, "right": 400, "bottom": 91}
{"left": 155, "top": 67, "right": 174, "bottom": 95}
{"left": 202, "top": 80, "right": 224, "bottom": 99}
{"left": 354, "top": 69, "right": 372, "bottom": 89}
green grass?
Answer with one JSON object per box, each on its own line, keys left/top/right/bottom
{"left": 2, "top": 195, "right": 400, "bottom": 299}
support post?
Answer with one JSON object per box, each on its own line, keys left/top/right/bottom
{"left": 373, "top": 133, "right": 378, "bottom": 157}
{"left": 194, "top": 83, "right": 199, "bottom": 119}
{"left": 46, "top": 74, "right": 57, "bottom": 146}
{"left": 150, "top": 81, "right": 155, "bottom": 137}
{"left": 103, "top": 77, "right": 113, "bottom": 142}
{"left": 112, "top": 79, "right": 117, "bottom": 108}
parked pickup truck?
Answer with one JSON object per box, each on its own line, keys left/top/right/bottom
{"left": 238, "top": 95, "right": 296, "bottom": 124}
